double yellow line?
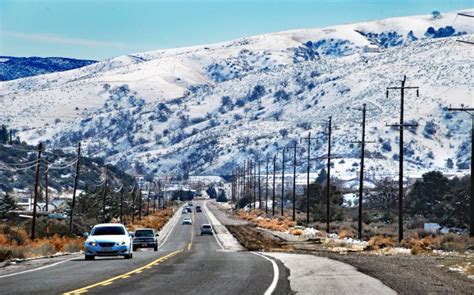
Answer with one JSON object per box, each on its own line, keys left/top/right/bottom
{"left": 63, "top": 249, "right": 182, "bottom": 295}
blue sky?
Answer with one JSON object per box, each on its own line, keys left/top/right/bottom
{"left": 1, "top": 0, "right": 472, "bottom": 60}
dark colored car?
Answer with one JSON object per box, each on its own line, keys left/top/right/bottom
{"left": 196, "top": 206, "right": 202, "bottom": 212}
{"left": 133, "top": 228, "right": 159, "bottom": 251}
{"left": 200, "top": 224, "right": 213, "bottom": 235}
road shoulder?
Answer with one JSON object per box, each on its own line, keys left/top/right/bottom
{"left": 263, "top": 252, "right": 396, "bottom": 295}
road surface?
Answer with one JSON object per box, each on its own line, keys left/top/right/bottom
{"left": 0, "top": 201, "right": 291, "bottom": 294}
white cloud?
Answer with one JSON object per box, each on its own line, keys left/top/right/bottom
{"left": 3, "top": 30, "right": 128, "bottom": 49}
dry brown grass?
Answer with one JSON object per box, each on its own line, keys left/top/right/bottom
{"left": 127, "top": 207, "right": 174, "bottom": 232}
{"left": 237, "top": 210, "right": 295, "bottom": 232}
{"left": 289, "top": 228, "right": 304, "bottom": 236}
{"left": 367, "top": 235, "right": 396, "bottom": 250}
{"left": 0, "top": 224, "right": 85, "bottom": 262}
{"left": 338, "top": 229, "right": 355, "bottom": 239}
{"left": 401, "top": 233, "right": 472, "bottom": 254}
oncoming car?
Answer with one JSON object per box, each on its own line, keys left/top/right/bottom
{"left": 200, "top": 224, "right": 213, "bottom": 235}
{"left": 133, "top": 228, "right": 159, "bottom": 251}
{"left": 84, "top": 223, "right": 133, "bottom": 260}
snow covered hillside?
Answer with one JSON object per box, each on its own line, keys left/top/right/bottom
{"left": 0, "top": 10, "right": 472, "bottom": 178}
{"left": 0, "top": 56, "right": 97, "bottom": 81}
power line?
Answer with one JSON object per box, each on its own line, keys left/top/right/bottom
{"left": 386, "top": 75, "right": 419, "bottom": 243}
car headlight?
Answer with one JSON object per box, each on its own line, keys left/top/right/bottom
{"left": 88, "top": 241, "right": 97, "bottom": 247}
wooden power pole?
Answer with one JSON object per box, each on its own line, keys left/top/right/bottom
{"left": 31, "top": 142, "right": 43, "bottom": 240}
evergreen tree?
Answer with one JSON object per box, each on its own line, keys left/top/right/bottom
{"left": 0, "top": 125, "right": 8, "bottom": 144}
{"left": 0, "top": 193, "right": 16, "bottom": 218}
{"left": 406, "top": 171, "right": 450, "bottom": 222}
{"left": 315, "top": 168, "right": 327, "bottom": 185}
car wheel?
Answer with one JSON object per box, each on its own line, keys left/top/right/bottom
{"left": 133, "top": 246, "right": 137, "bottom": 251}
{"left": 154, "top": 245, "right": 158, "bottom": 251}
{"left": 124, "top": 253, "right": 132, "bottom": 259}
{"left": 85, "top": 255, "right": 95, "bottom": 260}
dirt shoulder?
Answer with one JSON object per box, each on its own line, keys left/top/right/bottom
{"left": 208, "top": 202, "right": 474, "bottom": 295}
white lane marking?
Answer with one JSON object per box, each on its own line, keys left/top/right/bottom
{"left": 158, "top": 205, "right": 184, "bottom": 250}
{"left": 252, "top": 252, "right": 279, "bottom": 295}
{"left": 1, "top": 206, "right": 184, "bottom": 279}
{"left": 202, "top": 201, "right": 224, "bottom": 250}
{"left": 0, "top": 256, "right": 79, "bottom": 279}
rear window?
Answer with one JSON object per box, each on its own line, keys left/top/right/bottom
{"left": 92, "top": 226, "right": 125, "bottom": 235}
{"left": 135, "top": 230, "right": 154, "bottom": 237}
{"left": 203, "top": 225, "right": 211, "bottom": 229}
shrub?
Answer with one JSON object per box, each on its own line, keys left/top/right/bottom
{"left": 367, "top": 235, "right": 395, "bottom": 250}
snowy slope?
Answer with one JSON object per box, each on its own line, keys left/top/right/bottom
{"left": 0, "top": 56, "right": 97, "bottom": 81}
{"left": 0, "top": 10, "right": 472, "bottom": 178}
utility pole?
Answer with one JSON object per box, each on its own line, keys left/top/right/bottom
{"left": 447, "top": 106, "right": 473, "bottom": 237}
{"left": 253, "top": 160, "right": 257, "bottom": 209}
{"left": 131, "top": 185, "right": 136, "bottom": 224}
{"left": 292, "top": 141, "right": 297, "bottom": 221}
{"left": 265, "top": 158, "right": 269, "bottom": 214}
{"left": 457, "top": 11, "right": 474, "bottom": 46}
{"left": 102, "top": 165, "right": 108, "bottom": 222}
{"left": 31, "top": 142, "right": 43, "bottom": 240}
{"left": 352, "top": 104, "right": 375, "bottom": 240}
{"left": 281, "top": 148, "right": 286, "bottom": 216}
{"left": 451, "top": 11, "right": 474, "bottom": 236}
{"left": 301, "top": 132, "right": 317, "bottom": 224}
{"left": 44, "top": 160, "right": 49, "bottom": 212}
{"left": 258, "top": 161, "right": 262, "bottom": 210}
{"left": 242, "top": 161, "right": 246, "bottom": 208}
{"left": 386, "top": 76, "right": 419, "bottom": 242}
{"left": 138, "top": 188, "right": 143, "bottom": 220}
{"left": 326, "top": 117, "right": 332, "bottom": 233}
{"left": 69, "top": 142, "right": 81, "bottom": 234}
{"left": 272, "top": 155, "right": 276, "bottom": 216}
{"left": 120, "top": 175, "right": 124, "bottom": 224}
{"left": 146, "top": 182, "right": 151, "bottom": 216}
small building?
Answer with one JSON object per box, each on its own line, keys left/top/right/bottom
{"left": 363, "top": 44, "right": 381, "bottom": 53}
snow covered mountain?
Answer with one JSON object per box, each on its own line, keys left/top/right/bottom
{"left": 0, "top": 56, "right": 97, "bottom": 81}
{"left": 1, "top": 10, "right": 472, "bottom": 179}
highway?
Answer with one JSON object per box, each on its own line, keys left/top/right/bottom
{"left": 0, "top": 201, "right": 292, "bottom": 294}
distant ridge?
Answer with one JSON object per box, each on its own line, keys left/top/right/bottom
{"left": 0, "top": 56, "right": 97, "bottom": 81}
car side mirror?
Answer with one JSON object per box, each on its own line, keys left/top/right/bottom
{"left": 83, "top": 232, "right": 89, "bottom": 238}
{"left": 129, "top": 232, "right": 134, "bottom": 238}
{"left": 155, "top": 233, "right": 159, "bottom": 237}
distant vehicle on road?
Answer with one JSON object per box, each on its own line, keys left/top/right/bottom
{"left": 133, "top": 228, "right": 159, "bottom": 251}
{"left": 187, "top": 202, "right": 193, "bottom": 207}
{"left": 182, "top": 217, "right": 193, "bottom": 225}
{"left": 195, "top": 206, "right": 202, "bottom": 212}
{"left": 182, "top": 208, "right": 188, "bottom": 214}
{"left": 186, "top": 206, "right": 192, "bottom": 213}
{"left": 84, "top": 223, "right": 133, "bottom": 260}
{"left": 200, "top": 224, "right": 213, "bottom": 235}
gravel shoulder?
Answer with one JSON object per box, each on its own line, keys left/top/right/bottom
{"left": 310, "top": 251, "right": 474, "bottom": 295}
{"left": 210, "top": 202, "right": 474, "bottom": 295}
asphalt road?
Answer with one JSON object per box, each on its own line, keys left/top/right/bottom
{"left": 0, "top": 201, "right": 291, "bottom": 295}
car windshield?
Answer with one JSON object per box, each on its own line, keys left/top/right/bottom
{"left": 92, "top": 226, "right": 125, "bottom": 235}
{"left": 203, "top": 225, "right": 211, "bottom": 229}
{"left": 135, "top": 230, "right": 154, "bottom": 237}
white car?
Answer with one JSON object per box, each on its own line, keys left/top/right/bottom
{"left": 182, "top": 217, "right": 192, "bottom": 225}
{"left": 84, "top": 223, "right": 133, "bottom": 260}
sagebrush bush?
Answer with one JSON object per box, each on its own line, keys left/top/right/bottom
{"left": 367, "top": 235, "right": 395, "bottom": 250}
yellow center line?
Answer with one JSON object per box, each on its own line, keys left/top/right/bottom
{"left": 63, "top": 249, "right": 183, "bottom": 295}
{"left": 188, "top": 208, "right": 195, "bottom": 251}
